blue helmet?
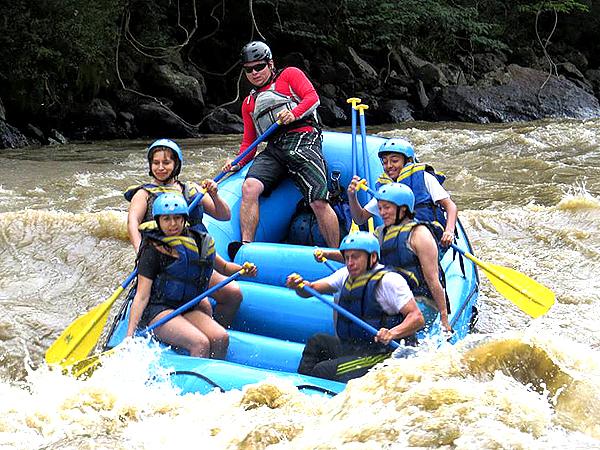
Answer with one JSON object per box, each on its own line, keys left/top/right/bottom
{"left": 147, "top": 139, "right": 183, "bottom": 177}
{"left": 152, "top": 193, "right": 189, "bottom": 220}
{"left": 377, "top": 183, "right": 415, "bottom": 213}
{"left": 377, "top": 138, "right": 415, "bottom": 160}
{"left": 339, "top": 232, "right": 380, "bottom": 258}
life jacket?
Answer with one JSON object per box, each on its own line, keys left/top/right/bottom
{"left": 124, "top": 182, "right": 206, "bottom": 232}
{"left": 337, "top": 268, "right": 417, "bottom": 346}
{"left": 375, "top": 163, "right": 447, "bottom": 236}
{"left": 375, "top": 222, "right": 429, "bottom": 296}
{"left": 376, "top": 222, "right": 452, "bottom": 317}
{"left": 145, "top": 229, "right": 215, "bottom": 309}
{"left": 249, "top": 69, "right": 319, "bottom": 136}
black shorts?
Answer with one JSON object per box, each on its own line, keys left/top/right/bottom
{"left": 246, "top": 131, "right": 329, "bottom": 203}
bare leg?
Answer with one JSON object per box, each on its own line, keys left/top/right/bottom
{"left": 240, "top": 178, "right": 264, "bottom": 242}
{"left": 196, "top": 298, "right": 213, "bottom": 316}
{"left": 150, "top": 311, "right": 211, "bottom": 357}
{"left": 310, "top": 199, "right": 340, "bottom": 248}
{"left": 209, "top": 271, "right": 242, "bottom": 328}
{"left": 183, "top": 310, "right": 229, "bottom": 359}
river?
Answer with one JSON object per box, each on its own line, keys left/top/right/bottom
{"left": 1, "top": 120, "right": 599, "bottom": 449}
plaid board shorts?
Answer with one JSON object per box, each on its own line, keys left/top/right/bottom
{"left": 246, "top": 130, "right": 329, "bottom": 203}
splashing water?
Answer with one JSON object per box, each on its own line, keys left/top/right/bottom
{"left": 1, "top": 121, "right": 600, "bottom": 448}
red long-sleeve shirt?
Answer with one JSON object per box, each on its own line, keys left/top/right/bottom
{"left": 237, "top": 67, "right": 320, "bottom": 167}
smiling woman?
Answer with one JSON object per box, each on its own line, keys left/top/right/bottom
{"left": 124, "top": 138, "right": 246, "bottom": 328}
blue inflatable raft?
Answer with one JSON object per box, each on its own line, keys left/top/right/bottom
{"left": 105, "top": 131, "right": 479, "bottom": 396}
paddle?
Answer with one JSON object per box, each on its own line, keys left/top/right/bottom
{"left": 297, "top": 281, "right": 400, "bottom": 350}
{"left": 188, "top": 120, "right": 281, "bottom": 213}
{"left": 450, "top": 244, "right": 555, "bottom": 318}
{"left": 70, "top": 265, "right": 252, "bottom": 378}
{"left": 346, "top": 98, "right": 361, "bottom": 233}
{"left": 355, "top": 104, "right": 375, "bottom": 233}
{"left": 45, "top": 270, "right": 138, "bottom": 366}
{"left": 355, "top": 179, "right": 555, "bottom": 318}
{"left": 46, "top": 123, "right": 278, "bottom": 368}
{"left": 346, "top": 98, "right": 361, "bottom": 178}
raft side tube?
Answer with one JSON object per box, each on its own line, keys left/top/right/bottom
{"left": 233, "top": 281, "right": 336, "bottom": 342}
{"left": 233, "top": 242, "right": 344, "bottom": 286}
{"left": 160, "top": 353, "right": 345, "bottom": 396}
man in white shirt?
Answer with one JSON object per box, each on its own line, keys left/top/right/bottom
{"left": 286, "top": 232, "right": 424, "bottom": 382}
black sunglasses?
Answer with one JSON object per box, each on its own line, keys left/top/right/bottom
{"left": 243, "top": 62, "right": 268, "bottom": 73}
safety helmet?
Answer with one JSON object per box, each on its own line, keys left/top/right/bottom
{"left": 339, "top": 232, "right": 380, "bottom": 258}
{"left": 241, "top": 41, "right": 272, "bottom": 64}
{"left": 377, "top": 183, "right": 415, "bottom": 213}
{"left": 147, "top": 139, "right": 183, "bottom": 178}
{"left": 152, "top": 192, "right": 189, "bottom": 220}
{"left": 288, "top": 212, "right": 327, "bottom": 246}
{"left": 377, "top": 138, "right": 415, "bottom": 160}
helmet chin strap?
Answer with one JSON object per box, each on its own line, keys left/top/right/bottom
{"left": 394, "top": 205, "right": 403, "bottom": 225}
{"left": 366, "top": 251, "right": 374, "bottom": 271}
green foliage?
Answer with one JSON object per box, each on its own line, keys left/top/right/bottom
{"left": 0, "top": 0, "right": 125, "bottom": 119}
{"left": 518, "top": 0, "right": 589, "bottom": 14}
{"left": 263, "top": 0, "right": 507, "bottom": 59}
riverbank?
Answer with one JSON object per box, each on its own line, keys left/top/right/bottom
{"left": 3, "top": 41, "right": 600, "bottom": 150}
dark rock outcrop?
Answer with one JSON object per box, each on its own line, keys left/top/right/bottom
{"left": 0, "top": 120, "right": 29, "bottom": 149}
{"left": 135, "top": 102, "right": 200, "bottom": 138}
{"left": 201, "top": 107, "right": 244, "bottom": 134}
{"left": 425, "top": 65, "right": 600, "bottom": 123}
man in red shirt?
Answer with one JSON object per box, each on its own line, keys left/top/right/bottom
{"left": 225, "top": 41, "right": 339, "bottom": 254}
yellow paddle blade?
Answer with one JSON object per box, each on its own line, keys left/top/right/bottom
{"left": 478, "top": 259, "right": 555, "bottom": 318}
{"left": 69, "top": 347, "right": 117, "bottom": 379}
{"left": 45, "top": 288, "right": 122, "bottom": 366}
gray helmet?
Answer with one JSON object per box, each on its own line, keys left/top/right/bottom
{"left": 241, "top": 41, "right": 272, "bottom": 64}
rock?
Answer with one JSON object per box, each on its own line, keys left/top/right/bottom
{"left": 585, "top": 69, "right": 600, "bottom": 97}
{"left": 415, "top": 62, "right": 448, "bottom": 88}
{"left": 556, "top": 62, "right": 593, "bottom": 94}
{"left": 0, "top": 120, "right": 29, "bottom": 149}
{"left": 50, "top": 129, "right": 68, "bottom": 144}
{"left": 348, "top": 47, "right": 378, "bottom": 83}
{"left": 143, "top": 64, "right": 205, "bottom": 116}
{"left": 512, "top": 47, "right": 546, "bottom": 71}
{"left": 426, "top": 64, "right": 600, "bottom": 123}
{"left": 183, "top": 61, "right": 208, "bottom": 96}
{"left": 118, "top": 111, "right": 135, "bottom": 123}
{"left": 75, "top": 98, "right": 119, "bottom": 139}
{"left": 382, "top": 75, "right": 411, "bottom": 99}
{"left": 552, "top": 43, "right": 589, "bottom": 71}
{"left": 473, "top": 52, "right": 507, "bottom": 75}
{"left": 201, "top": 107, "right": 244, "bottom": 134}
{"left": 557, "top": 62, "right": 586, "bottom": 82}
{"left": 438, "top": 63, "right": 468, "bottom": 86}
{"left": 279, "top": 52, "right": 310, "bottom": 74}
{"left": 393, "top": 46, "right": 428, "bottom": 77}
{"left": 377, "top": 99, "right": 414, "bottom": 123}
{"left": 316, "top": 61, "right": 355, "bottom": 87}
{"left": 25, "top": 124, "right": 45, "bottom": 143}
{"left": 417, "top": 80, "right": 429, "bottom": 109}
{"left": 0, "top": 98, "right": 5, "bottom": 121}
{"left": 317, "top": 96, "right": 347, "bottom": 126}
{"left": 320, "top": 83, "right": 337, "bottom": 98}
{"left": 117, "top": 112, "right": 136, "bottom": 137}
{"left": 135, "top": 102, "right": 200, "bottom": 138}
